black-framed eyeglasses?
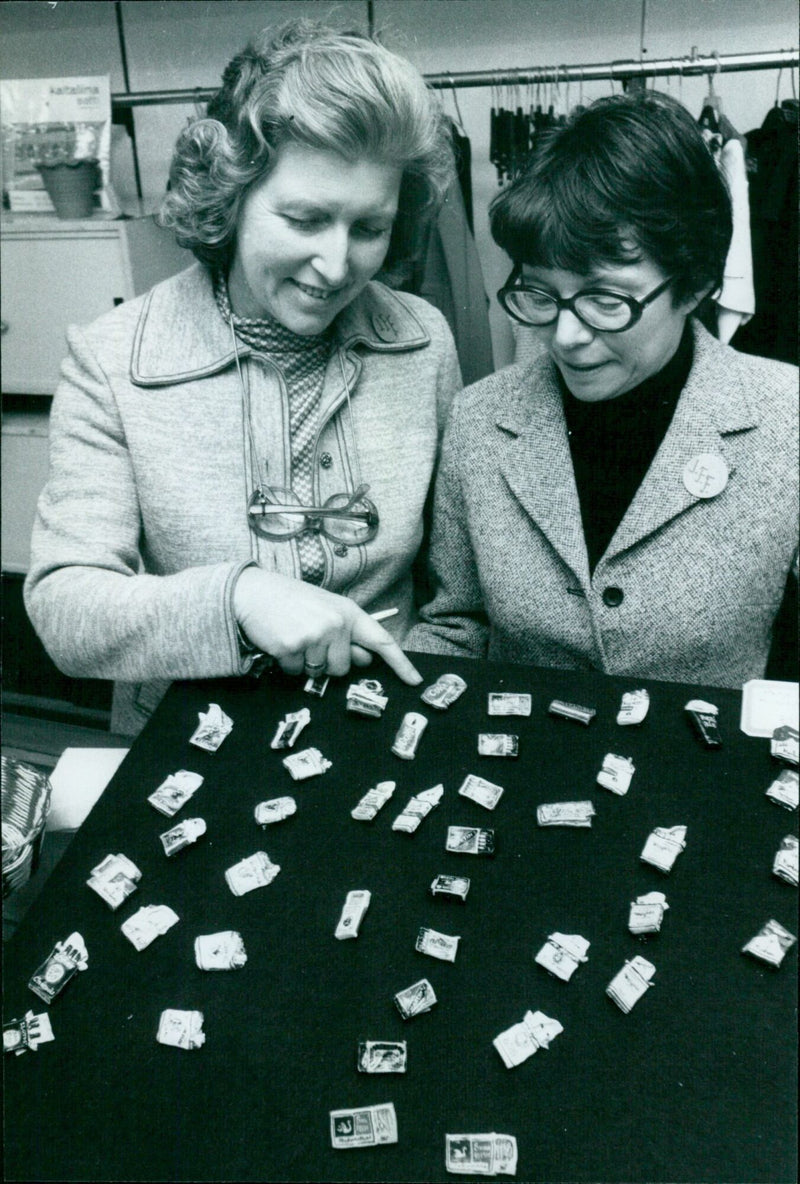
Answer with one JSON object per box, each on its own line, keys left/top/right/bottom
{"left": 247, "top": 482, "right": 379, "bottom": 544}
{"left": 497, "top": 267, "right": 674, "bottom": 333}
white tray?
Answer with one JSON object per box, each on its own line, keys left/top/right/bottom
{"left": 740, "top": 679, "right": 799, "bottom": 737}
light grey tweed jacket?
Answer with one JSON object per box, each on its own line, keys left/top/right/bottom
{"left": 25, "top": 264, "right": 460, "bottom": 732}
{"left": 407, "top": 320, "right": 798, "bottom": 689}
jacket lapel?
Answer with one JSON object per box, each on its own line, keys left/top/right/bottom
{"left": 606, "top": 321, "right": 759, "bottom": 560}
{"left": 131, "top": 263, "right": 245, "bottom": 386}
{"left": 335, "top": 283, "right": 431, "bottom": 353}
{"left": 497, "top": 360, "right": 591, "bottom": 582}
{"left": 317, "top": 284, "right": 431, "bottom": 424}
{"left": 495, "top": 322, "right": 759, "bottom": 581}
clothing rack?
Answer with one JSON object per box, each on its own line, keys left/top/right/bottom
{"left": 426, "top": 47, "right": 799, "bottom": 89}
{"left": 111, "top": 47, "right": 798, "bottom": 108}
{"left": 110, "top": 46, "right": 798, "bottom": 199}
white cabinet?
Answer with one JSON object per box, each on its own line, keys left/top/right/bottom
{"left": 1, "top": 214, "right": 191, "bottom": 574}
{"left": 1, "top": 214, "right": 191, "bottom": 395}
{"left": 1, "top": 412, "right": 50, "bottom": 574}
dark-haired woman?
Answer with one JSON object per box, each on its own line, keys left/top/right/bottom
{"left": 407, "top": 92, "right": 798, "bottom": 688}
{"left": 25, "top": 21, "right": 461, "bottom": 733}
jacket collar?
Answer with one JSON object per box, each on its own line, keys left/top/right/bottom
{"left": 496, "top": 319, "right": 758, "bottom": 436}
{"left": 495, "top": 318, "right": 759, "bottom": 579}
{"left": 496, "top": 356, "right": 589, "bottom": 580}
{"left": 131, "top": 262, "right": 431, "bottom": 387}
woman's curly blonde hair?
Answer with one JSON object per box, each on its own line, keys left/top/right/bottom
{"left": 159, "top": 20, "right": 454, "bottom": 279}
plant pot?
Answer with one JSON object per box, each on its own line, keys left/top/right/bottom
{"left": 36, "top": 159, "right": 99, "bottom": 219}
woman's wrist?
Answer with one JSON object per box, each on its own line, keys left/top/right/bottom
{"left": 236, "top": 622, "right": 272, "bottom": 676}
{"left": 236, "top": 620, "right": 258, "bottom": 656}
{"left": 232, "top": 565, "right": 272, "bottom": 674}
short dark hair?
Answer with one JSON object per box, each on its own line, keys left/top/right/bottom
{"left": 159, "top": 20, "right": 453, "bottom": 278}
{"left": 489, "top": 91, "right": 732, "bottom": 305}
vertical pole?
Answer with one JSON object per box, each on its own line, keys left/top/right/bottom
{"left": 625, "top": 4, "right": 649, "bottom": 98}
{"left": 639, "top": 0, "right": 648, "bottom": 61}
{"left": 114, "top": 1, "right": 143, "bottom": 201}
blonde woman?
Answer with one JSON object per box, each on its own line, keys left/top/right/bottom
{"left": 25, "top": 21, "right": 461, "bottom": 733}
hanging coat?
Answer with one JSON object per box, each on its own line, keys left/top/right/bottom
{"left": 716, "top": 137, "right": 755, "bottom": 344}
{"left": 734, "top": 101, "right": 798, "bottom": 364}
{"left": 416, "top": 174, "right": 495, "bottom": 386}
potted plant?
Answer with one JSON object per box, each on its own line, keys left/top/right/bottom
{"left": 34, "top": 130, "right": 99, "bottom": 219}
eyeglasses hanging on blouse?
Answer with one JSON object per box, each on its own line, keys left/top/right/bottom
{"left": 229, "top": 320, "right": 380, "bottom": 546}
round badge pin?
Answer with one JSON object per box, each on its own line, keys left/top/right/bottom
{"left": 682, "top": 453, "right": 729, "bottom": 499}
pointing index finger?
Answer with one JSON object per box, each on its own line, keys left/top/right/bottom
{"left": 352, "top": 615, "right": 422, "bottom": 685}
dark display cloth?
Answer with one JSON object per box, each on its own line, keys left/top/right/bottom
{"left": 3, "top": 655, "right": 796, "bottom": 1183}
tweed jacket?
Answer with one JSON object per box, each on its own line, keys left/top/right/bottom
{"left": 25, "top": 263, "right": 461, "bottom": 700}
{"left": 407, "top": 320, "right": 799, "bottom": 689}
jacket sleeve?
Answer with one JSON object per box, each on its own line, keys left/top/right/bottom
{"left": 405, "top": 398, "right": 490, "bottom": 658}
{"left": 23, "top": 324, "right": 252, "bottom": 682}
{"left": 434, "top": 317, "right": 463, "bottom": 433}
{"left": 410, "top": 312, "right": 463, "bottom": 611}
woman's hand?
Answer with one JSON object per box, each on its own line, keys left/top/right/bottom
{"left": 233, "top": 567, "right": 422, "bottom": 684}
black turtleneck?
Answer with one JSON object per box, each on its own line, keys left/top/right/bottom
{"left": 559, "top": 322, "right": 694, "bottom": 574}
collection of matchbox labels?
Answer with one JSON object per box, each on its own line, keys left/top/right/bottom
{"left": 8, "top": 672, "right": 798, "bottom": 1174}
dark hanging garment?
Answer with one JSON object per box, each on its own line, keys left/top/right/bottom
{"left": 512, "top": 104, "right": 528, "bottom": 177}
{"left": 733, "top": 100, "right": 798, "bottom": 364}
{"left": 416, "top": 174, "right": 494, "bottom": 385}
{"left": 489, "top": 102, "right": 500, "bottom": 183}
{"left": 451, "top": 124, "right": 474, "bottom": 234}
{"left": 395, "top": 120, "right": 494, "bottom": 385}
